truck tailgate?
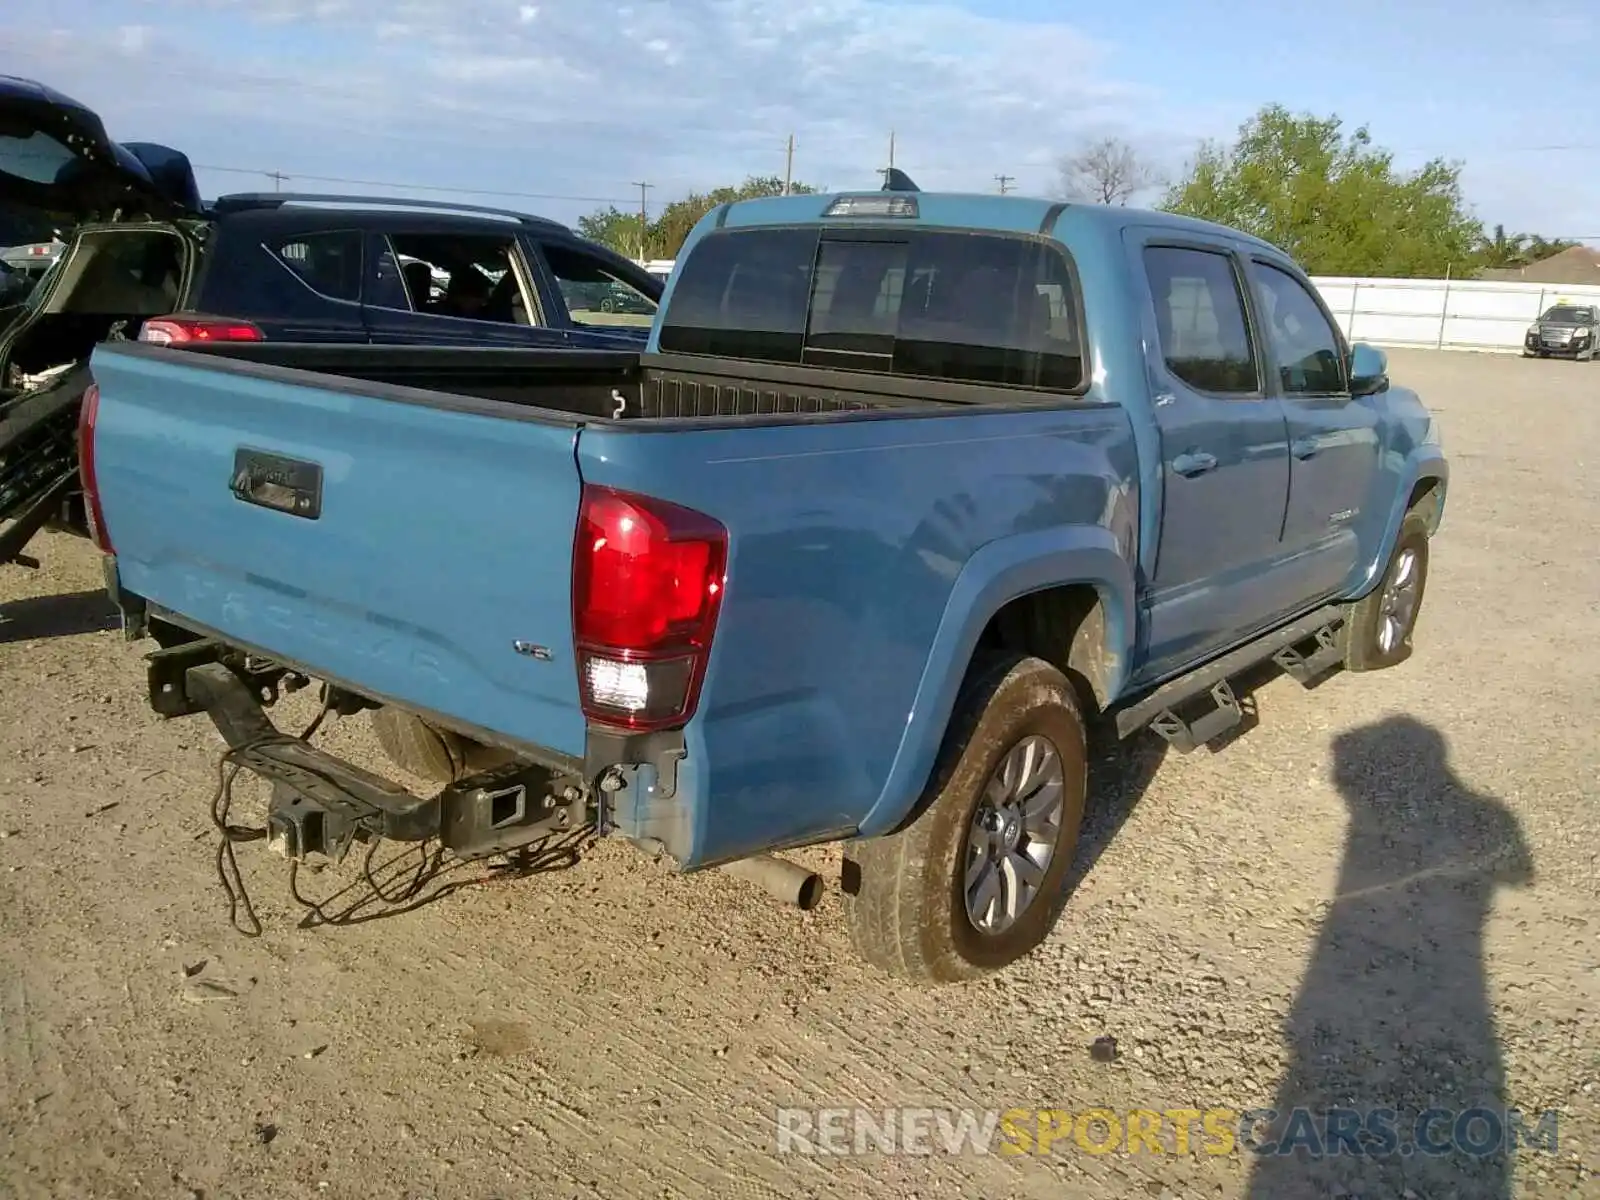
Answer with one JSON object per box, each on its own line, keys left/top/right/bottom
{"left": 88, "top": 345, "right": 589, "bottom": 759}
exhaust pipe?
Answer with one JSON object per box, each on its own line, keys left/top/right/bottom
{"left": 626, "top": 839, "right": 823, "bottom": 911}
{"left": 718, "top": 854, "right": 824, "bottom": 911}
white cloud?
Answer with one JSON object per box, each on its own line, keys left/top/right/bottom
{"left": 1, "top": 0, "right": 1204, "bottom": 218}
{"left": 113, "top": 24, "right": 152, "bottom": 54}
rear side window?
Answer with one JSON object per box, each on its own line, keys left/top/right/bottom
{"left": 0, "top": 130, "right": 74, "bottom": 186}
{"left": 270, "top": 231, "right": 362, "bottom": 303}
{"left": 657, "top": 227, "right": 817, "bottom": 364}
{"left": 659, "top": 227, "right": 1086, "bottom": 392}
{"left": 1142, "top": 245, "right": 1257, "bottom": 395}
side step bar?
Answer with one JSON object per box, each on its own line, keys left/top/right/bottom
{"left": 1113, "top": 604, "right": 1348, "bottom": 753}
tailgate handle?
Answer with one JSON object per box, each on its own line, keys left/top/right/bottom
{"left": 230, "top": 448, "right": 323, "bottom": 520}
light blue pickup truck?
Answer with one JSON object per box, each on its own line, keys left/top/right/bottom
{"left": 82, "top": 179, "right": 1446, "bottom": 983}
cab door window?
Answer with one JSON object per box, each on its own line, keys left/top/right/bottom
{"left": 540, "top": 242, "right": 658, "bottom": 330}
{"left": 1249, "top": 261, "right": 1346, "bottom": 395}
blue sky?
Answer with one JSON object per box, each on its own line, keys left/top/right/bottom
{"left": 4, "top": 0, "right": 1596, "bottom": 242}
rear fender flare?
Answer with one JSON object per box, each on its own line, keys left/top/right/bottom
{"left": 856, "top": 525, "right": 1137, "bottom": 838}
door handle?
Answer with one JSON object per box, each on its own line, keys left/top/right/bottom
{"left": 1170, "top": 451, "right": 1218, "bottom": 478}
{"left": 1291, "top": 437, "right": 1320, "bottom": 460}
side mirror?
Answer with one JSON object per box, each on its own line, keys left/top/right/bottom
{"left": 1348, "top": 342, "right": 1388, "bottom": 396}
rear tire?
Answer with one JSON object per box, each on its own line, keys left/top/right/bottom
{"left": 370, "top": 708, "right": 506, "bottom": 784}
{"left": 1345, "top": 513, "right": 1430, "bottom": 672}
{"left": 843, "top": 655, "right": 1088, "bottom": 984}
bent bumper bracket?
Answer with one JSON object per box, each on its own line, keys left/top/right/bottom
{"left": 183, "top": 662, "right": 583, "bottom": 862}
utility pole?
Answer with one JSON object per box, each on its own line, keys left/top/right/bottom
{"left": 995, "top": 174, "right": 1014, "bottom": 195}
{"left": 265, "top": 170, "right": 289, "bottom": 192}
{"left": 632, "top": 181, "right": 652, "bottom": 262}
{"left": 783, "top": 134, "right": 795, "bottom": 195}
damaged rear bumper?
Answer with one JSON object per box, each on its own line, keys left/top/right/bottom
{"left": 138, "top": 630, "right": 827, "bottom": 915}
{"left": 176, "top": 654, "right": 590, "bottom": 864}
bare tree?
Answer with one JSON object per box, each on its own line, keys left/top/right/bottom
{"left": 1057, "top": 137, "right": 1162, "bottom": 206}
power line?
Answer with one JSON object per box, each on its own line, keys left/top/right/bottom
{"left": 1391, "top": 141, "right": 1600, "bottom": 157}
{"left": 783, "top": 134, "right": 795, "bottom": 196}
{"left": 995, "top": 174, "right": 1014, "bottom": 194}
{"left": 191, "top": 161, "right": 636, "bottom": 205}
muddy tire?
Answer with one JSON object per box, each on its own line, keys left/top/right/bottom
{"left": 370, "top": 708, "right": 493, "bottom": 784}
{"left": 1345, "top": 513, "right": 1431, "bottom": 672}
{"left": 842, "top": 654, "right": 1088, "bottom": 984}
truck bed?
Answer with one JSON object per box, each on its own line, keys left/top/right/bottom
{"left": 184, "top": 342, "right": 647, "bottom": 421}
{"left": 184, "top": 342, "right": 1058, "bottom": 424}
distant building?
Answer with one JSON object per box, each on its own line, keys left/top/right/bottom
{"left": 1480, "top": 245, "right": 1600, "bottom": 285}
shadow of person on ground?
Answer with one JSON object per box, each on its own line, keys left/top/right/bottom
{"left": 1246, "top": 715, "right": 1535, "bottom": 1200}
{"left": 0, "top": 588, "right": 119, "bottom": 644}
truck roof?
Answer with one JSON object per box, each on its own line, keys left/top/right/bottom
{"left": 712, "top": 191, "right": 1283, "bottom": 255}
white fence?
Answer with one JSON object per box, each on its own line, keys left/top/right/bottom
{"left": 635, "top": 259, "right": 1599, "bottom": 355}
{"left": 1311, "top": 276, "right": 1600, "bottom": 353}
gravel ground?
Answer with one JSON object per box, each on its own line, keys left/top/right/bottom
{"left": 1, "top": 349, "right": 1596, "bottom": 1199}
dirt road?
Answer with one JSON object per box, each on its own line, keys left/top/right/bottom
{"left": 2, "top": 349, "right": 1596, "bottom": 1199}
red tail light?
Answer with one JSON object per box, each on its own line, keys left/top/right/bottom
{"left": 77, "top": 382, "right": 113, "bottom": 555}
{"left": 572, "top": 485, "right": 727, "bottom": 731}
{"left": 138, "top": 316, "right": 264, "bottom": 345}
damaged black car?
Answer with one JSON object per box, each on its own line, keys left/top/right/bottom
{"left": 0, "top": 75, "right": 204, "bottom": 567}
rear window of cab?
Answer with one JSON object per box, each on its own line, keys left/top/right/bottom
{"left": 658, "top": 226, "right": 1087, "bottom": 392}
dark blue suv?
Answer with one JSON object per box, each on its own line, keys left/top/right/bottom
{"left": 157, "top": 193, "right": 662, "bottom": 351}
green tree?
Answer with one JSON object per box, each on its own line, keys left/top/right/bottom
{"left": 579, "top": 175, "right": 817, "bottom": 260}
{"left": 1472, "top": 224, "right": 1579, "bottom": 270}
{"left": 575, "top": 208, "right": 648, "bottom": 258}
{"left": 1161, "top": 105, "right": 1482, "bottom": 278}
{"left": 1520, "top": 233, "right": 1581, "bottom": 263}
{"left": 1476, "top": 223, "right": 1529, "bottom": 268}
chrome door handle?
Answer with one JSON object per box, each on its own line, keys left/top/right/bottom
{"left": 1291, "top": 437, "right": 1319, "bottom": 459}
{"left": 1171, "top": 451, "right": 1218, "bottom": 478}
